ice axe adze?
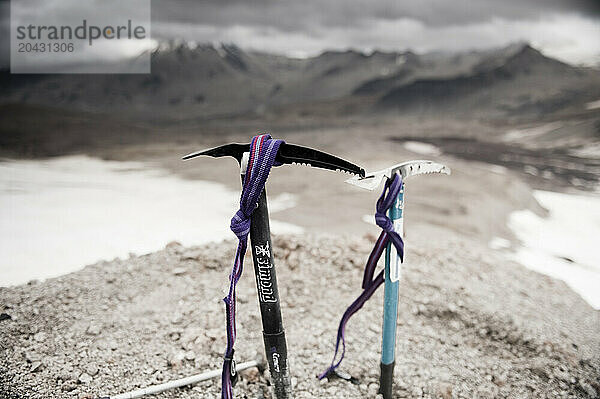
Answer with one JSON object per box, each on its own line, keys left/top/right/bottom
{"left": 183, "top": 140, "right": 365, "bottom": 399}
{"left": 346, "top": 160, "right": 450, "bottom": 399}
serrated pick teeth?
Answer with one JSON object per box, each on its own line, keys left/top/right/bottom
{"left": 290, "top": 161, "right": 359, "bottom": 175}
{"left": 345, "top": 160, "right": 450, "bottom": 190}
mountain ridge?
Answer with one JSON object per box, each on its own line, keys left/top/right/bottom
{"left": 375, "top": 44, "right": 599, "bottom": 117}
{"left": 1, "top": 42, "right": 598, "bottom": 121}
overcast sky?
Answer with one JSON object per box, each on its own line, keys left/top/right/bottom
{"left": 1, "top": 0, "right": 599, "bottom": 69}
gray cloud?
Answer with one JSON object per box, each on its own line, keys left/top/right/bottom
{"left": 2, "top": 0, "right": 599, "bottom": 70}
{"left": 150, "top": 0, "right": 600, "bottom": 64}
{"left": 151, "top": 0, "right": 599, "bottom": 31}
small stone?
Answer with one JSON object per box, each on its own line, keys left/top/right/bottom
{"left": 492, "top": 374, "right": 507, "bottom": 386}
{"left": 78, "top": 372, "right": 93, "bottom": 384}
{"left": 205, "top": 262, "right": 219, "bottom": 270}
{"left": 152, "top": 370, "right": 165, "bottom": 383}
{"left": 57, "top": 370, "right": 73, "bottom": 381}
{"left": 167, "top": 351, "right": 186, "bottom": 368}
{"left": 172, "top": 267, "right": 187, "bottom": 276}
{"left": 507, "top": 331, "right": 521, "bottom": 344}
{"left": 33, "top": 332, "right": 47, "bottom": 342}
{"left": 107, "top": 339, "right": 118, "bottom": 350}
{"left": 86, "top": 323, "right": 102, "bottom": 336}
{"left": 62, "top": 380, "right": 77, "bottom": 392}
{"left": 85, "top": 363, "right": 99, "bottom": 376}
{"left": 205, "top": 329, "right": 220, "bottom": 340}
{"left": 553, "top": 369, "right": 571, "bottom": 383}
{"left": 24, "top": 351, "right": 41, "bottom": 363}
{"left": 368, "top": 383, "right": 378, "bottom": 395}
{"left": 30, "top": 361, "right": 43, "bottom": 372}
{"left": 241, "top": 366, "right": 260, "bottom": 383}
{"left": 449, "top": 320, "right": 462, "bottom": 330}
{"left": 181, "top": 249, "right": 202, "bottom": 260}
{"left": 0, "top": 313, "right": 11, "bottom": 321}
{"left": 438, "top": 382, "right": 453, "bottom": 399}
{"left": 531, "top": 365, "right": 549, "bottom": 380}
{"left": 166, "top": 241, "right": 183, "bottom": 250}
{"left": 184, "top": 351, "right": 195, "bottom": 361}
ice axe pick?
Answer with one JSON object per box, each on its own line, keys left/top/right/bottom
{"left": 346, "top": 160, "right": 450, "bottom": 399}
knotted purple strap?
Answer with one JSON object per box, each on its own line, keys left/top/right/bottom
{"left": 222, "top": 134, "right": 284, "bottom": 399}
{"left": 319, "top": 173, "right": 403, "bottom": 380}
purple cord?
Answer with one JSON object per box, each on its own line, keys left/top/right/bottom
{"left": 222, "top": 134, "right": 284, "bottom": 399}
{"left": 319, "top": 173, "right": 404, "bottom": 380}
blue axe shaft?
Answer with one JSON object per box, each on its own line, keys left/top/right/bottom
{"left": 379, "top": 180, "right": 404, "bottom": 398}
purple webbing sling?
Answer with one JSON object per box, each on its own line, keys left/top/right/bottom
{"left": 223, "top": 134, "right": 284, "bottom": 399}
{"left": 319, "top": 173, "right": 404, "bottom": 379}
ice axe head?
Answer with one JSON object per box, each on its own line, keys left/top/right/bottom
{"left": 346, "top": 160, "right": 450, "bottom": 190}
{"left": 183, "top": 142, "right": 366, "bottom": 177}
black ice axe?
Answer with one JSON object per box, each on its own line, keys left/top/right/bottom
{"left": 183, "top": 140, "right": 364, "bottom": 398}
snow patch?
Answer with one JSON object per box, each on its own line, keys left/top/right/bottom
{"left": 486, "top": 164, "right": 508, "bottom": 174}
{"left": 503, "top": 122, "right": 562, "bottom": 142}
{"left": 508, "top": 190, "right": 600, "bottom": 309}
{"left": 489, "top": 237, "right": 511, "bottom": 250}
{"left": 403, "top": 141, "right": 441, "bottom": 156}
{"left": 569, "top": 142, "right": 600, "bottom": 159}
{"left": 0, "top": 156, "right": 302, "bottom": 286}
{"left": 585, "top": 99, "right": 600, "bottom": 110}
{"left": 362, "top": 214, "right": 375, "bottom": 225}
{"left": 269, "top": 192, "right": 298, "bottom": 213}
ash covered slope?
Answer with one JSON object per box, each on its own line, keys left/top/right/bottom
{"left": 0, "top": 234, "right": 598, "bottom": 399}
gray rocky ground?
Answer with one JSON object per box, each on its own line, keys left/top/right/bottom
{"left": 1, "top": 230, "right": 598, "bottom": 398}
{"left": 1, "top": 95, "right": 599, "bottom": 399}
{"left": 1, "top": 39, "right": 599, "bottom": 399}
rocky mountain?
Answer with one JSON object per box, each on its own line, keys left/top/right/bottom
{"left": 0, "top": 43, "right": 598, "bottom": 121}
{"left": 0, "top": 43, "right": 405, "bottom": 120}
{"left": 373, "top": 45, "right": 600, "bottom": 117}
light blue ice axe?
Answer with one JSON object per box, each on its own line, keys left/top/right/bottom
{"left": 346, "top": 160, "right": 450, "bottom": 398}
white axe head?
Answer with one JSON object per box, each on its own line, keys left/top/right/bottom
{"left": 346, "top": 160, "right": 451, "bottom": 190}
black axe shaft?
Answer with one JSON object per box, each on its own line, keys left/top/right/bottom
{"left": 247, "top": 187, "right": 292, "bottom": 398}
